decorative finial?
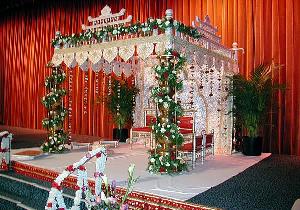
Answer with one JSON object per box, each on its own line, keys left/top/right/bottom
{"left": 165, "top": 9, "right": 173, "bottom": 20}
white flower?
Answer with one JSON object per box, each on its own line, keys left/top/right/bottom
{"left": 157, "top": 19, "right": 162, "bottom": 24}
{"left": 112, "top": 29, "right": 118, "bottom": 35}
{"left": 161, "top": 127, "right": 166, "bottom": 133}
{"left": 128, "top": 163, "right": 135, "bottom": 176}
{"left": 150, "top": 158, "right": 155, "bottom": 163}
{"left": 166, "top": 162, "right": 170, "bottom": 167}
{"left": 167, "top": 124, "right": 171, "bottom": 128}
{"left": 172, "top": 135, "right": 175, "bottom": 138}
{"left": 163, "top": 102, "right": 169, "bottom": 108}
{"left": 102, "top": 175, "right": 108, "bottom": 187}
{"left": 170, "top": 129, "right": 175, "bottom": 133}
{"left": 157, "top": 66, "right": 161, "bottom": 70}
{"left": 165, "top": 21, "right": 170, "bottom": 26}
{"left": 159, "top": 99, "right": 163, "bottom": 103}
{"left": 100, "top": 191, "right": 108, "bottom": 204}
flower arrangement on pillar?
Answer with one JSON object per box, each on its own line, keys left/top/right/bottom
{"left": 41, "top": 63, "right": 68, "bottom": 153}
{"left": 148, "top": 49, "right": 188, "bottom": 174}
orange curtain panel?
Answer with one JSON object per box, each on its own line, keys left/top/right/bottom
{"left": 0, "top": 0, "right": 299, "bottom": 155}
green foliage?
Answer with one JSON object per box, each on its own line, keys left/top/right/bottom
{"left": 52, "top": 17, "right": 202, "bottom": 48}
{"left": 229, "top": 63, "right": 285, "bottom": 137}
{"left": 106, "top": 79, "right": 139, "bottom": 129}
{"left": 41, "top": 64, "right": 68, "bottom": 153}
{"left": 148, "top": 151, "right": 187, "bottom": 174}
{"left": 149, "top": 49, "right": 187, "bottom": 174}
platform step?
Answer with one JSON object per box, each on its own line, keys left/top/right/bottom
{"left": 0, "top": 172, "right": 77, "bottom": 209}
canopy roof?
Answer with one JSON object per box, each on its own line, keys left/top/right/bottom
{"left": 51, "top": 6, "right": 237, "bottom": 75}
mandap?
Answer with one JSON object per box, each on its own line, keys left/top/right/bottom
{"left": 49, "top": 5, "right": 239, "bottom": 159}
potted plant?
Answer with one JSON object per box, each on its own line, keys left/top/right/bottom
{"left": 229, "top": 63, "right": 284, "bottom": 156}
{"left": 106, "top": 78, "right": 139, "bottom": 142}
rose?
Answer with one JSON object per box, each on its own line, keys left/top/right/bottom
{"left": 171, "top": 50, "right": 180, "bottom": 57}
{"left": 170, "top": 153, "right": 176, "bottom": 160}
{"left": 51, "top": 182, "right": 61, "bottom": 190}
{"left": 66, "top": 165, "right": 74, "bottom": 172}
{"left": 159, "top": 167, "right": 166, "bottom": 172}
{"left": 163, "top": 72, "right": 169, "bottom": 79}
{"left": 78, "top": 165, "right": 86, "bottom": 171}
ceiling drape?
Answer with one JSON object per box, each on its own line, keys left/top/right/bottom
{"left": 0, "top": 0, "right": 299, "bottom": 155}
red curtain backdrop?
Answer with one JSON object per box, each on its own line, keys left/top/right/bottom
{"left": 0, "top": 0, "right": 299, "bottom": 155}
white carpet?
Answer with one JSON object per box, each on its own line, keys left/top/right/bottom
{"left": 12, "top": 143, "right": 270, "bottom": 201}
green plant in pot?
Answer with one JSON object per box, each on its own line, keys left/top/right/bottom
{"left": 229, "top": 63, "right": 284, "bottom": 156}
{"left": 106, "top": 77, "right": 139, "bottom": 142}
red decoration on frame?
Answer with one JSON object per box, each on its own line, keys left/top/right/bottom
{"left": 78, "top": 165, "right": 86, "bottom": 171}
{"left": 51, "top": 182, "right": 61, "bottom": 190}
{"left": 66, "top": 165, "right": 74, "bottom": 172}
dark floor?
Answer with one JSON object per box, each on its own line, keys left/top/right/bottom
{"left": 0, "top": 125, "right": 101, "bottom": 149}
{"left": 1, "top": 125, "right": 300, "bottom": 210}
{"left": 188, "top": 155, "right": 300, "bottom": 210}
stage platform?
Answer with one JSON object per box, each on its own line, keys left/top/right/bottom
{"left": 11, "top": 143, "right": 270, "bottom": 201}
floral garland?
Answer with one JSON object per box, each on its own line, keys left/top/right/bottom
{"left": 148, "top": 49, "right": 188, "bottom": 174}
{"left": 45, "top": 147, "right": 137, "bottom": 210}
{"left": 41, "top": 64, "right": 68, "bottom": 153}
{"left": 0, "top": 131, "right": 13, "bottom": 171}
{"left": 46, "top": 147, "right": 107, "bottom": 210}
{"left": 51, "top": 17, "right": 201, "bottom": 48}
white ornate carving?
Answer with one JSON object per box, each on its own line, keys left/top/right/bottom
{"left": 51, "top": 53, "right": 64, "bottom": 66}
{"left": 82, "top": 5, "right": 132, "bottom": 31}
{"left": 63, "top": 53, "right": 75, "bottom": 67}
{"left": 119, "top": 46, "right": 135, "bottom": 62}
{"left": 137, "top": 43, "right": 154, "bottom": 60}
{"left": 103, "top": 47, "right": 118, "bottom": 63}
{"left": 89, "top": 50, "right": 103, "bottom": 64}
{"left": 76, "top": 51, "right": 89, "bottom": 66}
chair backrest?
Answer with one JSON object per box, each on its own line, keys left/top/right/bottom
{"left": 145, "top": 115, "right": 156, "bottom": 126}
{"left": 178, "top": 109, "right": 196, "bottom": 134}
{"left": 144, "top": 108, "right": 156, "bottom": 127}
{"left": 178, "top": 116, "right": 193, "bottom": 130}
{"left": 201, "top": 129, "right": 214, "bottom": 145}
